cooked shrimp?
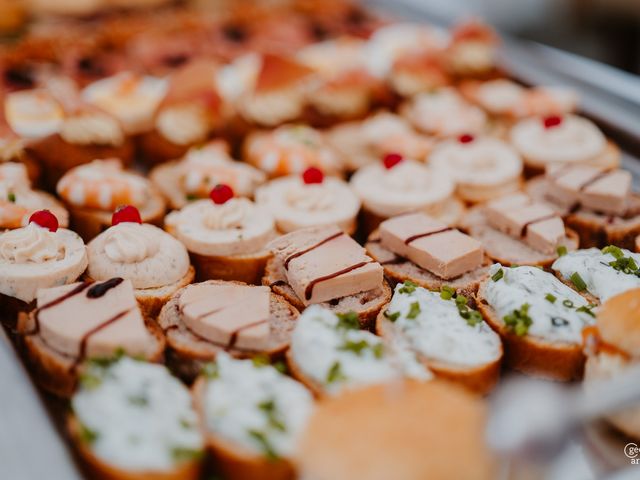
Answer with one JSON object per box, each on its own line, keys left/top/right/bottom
{"left": 57, "top": 159, "right": 148, "bottom": 211}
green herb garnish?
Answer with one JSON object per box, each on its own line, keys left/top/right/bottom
{"left": 170, "top": 447, "right": 204, "bottom": 463}
{"left": 570, "top": 272, "right": 587, "bottom": 292}
{"left": 339, "top": 339, "right": 371, "bottom": 356}
{"left": 251, "top": 354, "right": 270, "bottom": 368}
{"left": 372, "top": 343, "right": 385, "bottom": 359}
{"left": 440, "top": 285, "right": 455, "bottom": 300}
{"left": 185, "top": 193, "right": 199, "bottom": 201}
{"left": 602, "top": 245, "right": 638, "bottom": 274}
{"left": 248, "top": 430, "right": 278, "bottom": 461}
{"left": 127, "top": 393, "right": 149, "bottom": 407}
{"left": 78, "top": 422, "right": 99, "bottom": 444}
{"left": 556, "top": 245, "right": 567, "bottom": 257}
{"left": 398, "top": 280, "right": 418, "bottom": 294}
{"left": 336, "top": 311, "right": 360, "bottom": 330}
{"left": 503, "top": 303, "right": 533, "bottom": 336}
{"left": 602, "top": 245, "right": 623, "bottom": 259}
{"left": 7, "top": 192, "right": 16, "bottom": 203}
{"left": 78, "top": 372, "right": 102, "bottom": 390}
{"left": 576, "top": 304, "right": 596, "bottom": 318}
{"left": 258, "top": 399, "right": 286, "bottom": 432}
{"left": 562, "top": 299, "right": 574, "bottom": 308}
{"left": 545, "top": 293, "right": 557, "bottom": 304}
{"left": 384, "top": 310, "right": 400, "bottom": 322}
{"left": 326, "top": 361, "right": 346, "bottom": 384}
{"left": 202, "top": 362, "right": 219, "bottom": 379}
{"left": 273, "top": 361, "right": 287, "bottom": 374}
{"left": 491, "top": 268, "right": 504, "bottom": 282}
{"left": 406, "top": 301, "right": 421, "bottom": 319}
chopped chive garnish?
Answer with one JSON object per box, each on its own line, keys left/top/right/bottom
{"left": 576, "top": 304, "right": 596, "bottom": 318}
{"left": 544, "top": 293, "right": 556, "bottom": 304}
{"left": 78, "top": 422, "right": 99, "bottom": 444}
{"left": 326, "top": 361, "right": 346, "bottom": 384}
{"left": 556, "top": 245, "right": 567, "bottom": 257}
{"left": 491, "top": 268, "right": 504, "bottom": 282}
{"left": 602, "top": 245, "right": 623, "bottom": 259}
{"left": 384, "top": 310, "right": 400, "bottom": 322}
{"left": 455, "top": 294, "right": 468, "bottom": 306}
{"left": 440, "top": 285, "right": 455, "bottom": 300}
{"left": 503, "top": 303, "right": 533, "bottom": 336}
{"left": 570, "top": 272, "right": 587, "bottom": 292}
{"left": 202, "top": 362, "right": 219, "bottom": 379}
{"left": 252, "top": 354, "right": 270, "bottom": 368}
{"left": 339, "top": 339, "right": 371, "bottom": 356}
{"left": 406, "top": 301, "right": 421, "bottom": 319}
{"left": 247, "top": 430, "right": 278, "bottom": 461}
{"left": 399, "top": 280, "right": 418, "bottom": 294}
{"left": 336, "top": 311, "right": 360, "bottom": 330}
{"left": 7, "top": 192, "right": 16, "bottom": 203}
{"left": 562, "top": 299, "right": 574, "bottom": 308}
{"left": 372, "top": 343, "right": 385, "bottom": 359}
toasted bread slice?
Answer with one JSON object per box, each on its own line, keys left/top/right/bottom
{"left": 365, "top": 231, "right": 490, "bottom": 300}
{"left": 67, "top": 415, "right": 202, "bottom": 480}
{"left": 85, "top": 266, "right": 195, "bottom": 320}
{"left": 527, "top": 176, "right": 640, "bottom": 250}
{"left": 191, "top": 378, "right": 295, "bottom": 480}
{"left": 262, "top": 257, "right": 391, "bottom": 330}
{"left": 158, "top": 280, "right": 299, "bottom": 381}
{"left": 17, "top": 313, "right": 165, "bottom": 398}
{"left": 376, "top": 307, "right": 501, "bottom": 395}
{"left": 460, "top": 205, "right": 579, "bottom": 267}
{"left": 66, "top": 188, "right": 166, "bottom": 243}
{"left": 475, "top": 279, "right": 585, "bottom": 381}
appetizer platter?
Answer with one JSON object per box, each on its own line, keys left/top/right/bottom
{"left": 1, "top": 0, "right": 640, "bottom": 479}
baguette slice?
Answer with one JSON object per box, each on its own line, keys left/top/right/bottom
{"left": 365, "top": 230, "right": 490, "bottom": 300}
{"left": 526, "top": 176, "right": 640, "bottom": 250}
{"left": 158, "top": 280, "right": 299, "bottom": 381}
{"left": 17, "top": 313, "right": 165, "bottom": 398}
{"left": 262, "top": 257, "right": 391, "bottom": 330}
{"left": 476, "top": 279, "right": 585, "bottom": 381}
{"left": 67, "top": 415, "right": 202, "bottom": 480}
{"left": 460, "top": 205, "right": 579, "bottom": 267}
{"left": 86, "top": 266, "right": 195, "bottom": 320}
{"left": 192, "top": 377, "right": 295, "bottom": 480}
{"left": 376, "top": 307, "right": 501, "bottom": 395}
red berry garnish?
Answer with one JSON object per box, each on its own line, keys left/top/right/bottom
{"left": 29, "top": 210, "right": 58, "bottom": 232}
{"left": 302, "top": 167, "right": 324, "bottom": 184}
{"left": 543, "top": 115, "right": 563, "bottom": 129}
{"left": 209, "top": 184, "right": 234, "bottom": 204}
{"left": 458, "top": 134, "right": 475, "bottom": 144}
{"left": 383, "top": 153, "right": 403, "bottom": 170}
{"left": 111, "top": 205, "right": 142, "bottom": 226}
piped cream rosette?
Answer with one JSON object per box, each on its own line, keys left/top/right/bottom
{"left": 429, "top": 136, "right": 523, "bottom": 203}
{"left": 255, "top": 175, "right": 360, "bottom": 234}
{"left": 350, "top": 158, "right": 461, "bottom": 224}
{"left": 509, "top": 114, "right": 619, "bottom": 171}
{"left": 165, "top": 197, "right": 276, "bottom": 258}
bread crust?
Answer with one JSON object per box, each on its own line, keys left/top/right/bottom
{"left": 476, "top": 280, "right": 585, "bottom": 381}
{"left": 67, "top": 415, "right": 202, "bottom": 480}
{"left": 365, "top": 231, "right": 490, "bottom": 300}
{"left": 26, "top": 134, "right": 135, "bottom": 191}
{"left": 262, "top": 257, "right": 392, "bottom": 330}
{"left": 17, "top": 312, "right": 166, "bottom": 398}
{"left": 191, "top": 378, "right": 295, "bottom": 480}
{"left": 85, "top": 266, "right": 195, "bottom": 320}
{"left": 375, "top": 307, "right": 501, "bottom": 395}
{"left": 65, "top": 188, "right": 166, "bottom": 242}
{"left": 157, "top": 280, "right": 299, "bottom": 381}
{"left": 460, "top": 205, "right": 580, "bottom": 267}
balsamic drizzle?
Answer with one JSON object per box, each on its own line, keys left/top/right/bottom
{"left": 404, "top": 227, "right": 452, "bottom": 245}
{"left": 304, "top": 261, "right": 372, "bottom": 301}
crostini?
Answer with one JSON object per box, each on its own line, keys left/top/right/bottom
{"left": 377, "top": 282, "right": 502, "bottom": 394}
{"left": 527, "top": 164, "right": 640, "bottom": 249}
{"left": 476, "top": 264, "right": 596, "bottom": 380}
{"left": 192, "top": 353, "right": 314, "bottom": 480}
{"left": 18, "top": 278, "right": 165, "bottom": 397}
{"left": 366, "top": 212, "right": 490, "bottom": 297}
{"left": 262, "top": 225, "right": 391, "bottom": 327}
{"left": 69, "top": 357, "right": 203, "bottom": 480}
{"left": 287, "top": 305, "right": 431, "bottom": 397}
{"left": 461, "top": 193, "right": 579, "bottom": 267}
{"left": 158, "top": 280, "right": 298, "bottom": 381}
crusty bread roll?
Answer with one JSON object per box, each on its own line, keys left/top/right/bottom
{"left": 294, "top": 381, "right": 496, "bottom": 480}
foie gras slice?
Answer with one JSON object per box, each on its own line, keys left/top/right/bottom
{"left": 546, "top": 165, "right": 631, "bottom": 215}
{"left": 36, "top": 279, "right": 156, "bottom": 359}
{"left": 485, "top": 193, "right": 565, "bottom": 254}
{"left": 178, "top": 282, "right": 271, "bottom": 350}
{"left": 379, "top": 212, "right": 483, "bottom": 279}
{"left": 269, "top": 225, "right": 383, "bottom": 306}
